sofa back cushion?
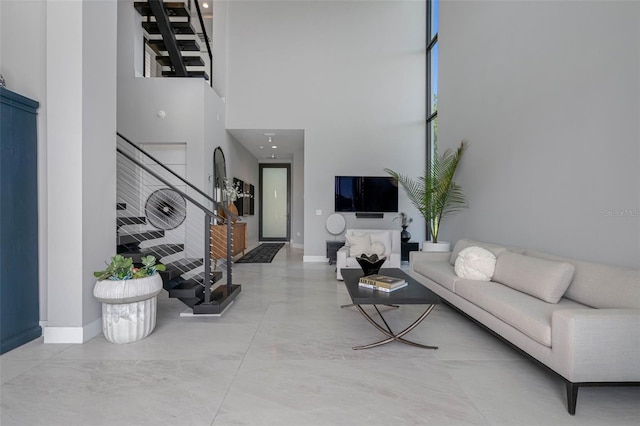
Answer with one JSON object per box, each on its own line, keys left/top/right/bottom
{"left": 525, "top": 250, "right": 640, "bottom": 308}
{"left": 344, "top": 229, "right": 399, "bottom": 257}
{"left": 493, "top": 251, "right": 575, "bottom": 304}
{"left": 450, "top": 239, "right": 510, "bottom": 265}
{"left": 346, "top": 234, "right": 371, "bottom": 257}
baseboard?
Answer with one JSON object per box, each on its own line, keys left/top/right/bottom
{"left": 303, "top": 255, "right": 328, "bottom": 263}
{"left": 43, "top": 318, "right": 102, "bottom": 344}
{"left": 290, "top": 242, "right": 303, "bottom": 249}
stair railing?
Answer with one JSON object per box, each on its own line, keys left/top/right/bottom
{"left": 118, "top": 132, "right": 218, "bottom": 212}
{"left": 116, "top": 134, "right": 236, "bottom": 305}
{"left": 142, "top": 0, "right": 213, "bottom": 86}
{"left": 190, "top": 0, "right": 213, "bottom": 87}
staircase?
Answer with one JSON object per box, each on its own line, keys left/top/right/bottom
{"left": 134, "top": 0, "right": 213, "bottom": 83}
{"left": 116, "top": 134, "right": 240, "bottom": 315}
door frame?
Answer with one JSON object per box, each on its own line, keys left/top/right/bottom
{"left": 259, "top": 163, "right": 291, "bottom": 242}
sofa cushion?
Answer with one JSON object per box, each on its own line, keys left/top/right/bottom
{"left": 358, "top": 231, "right": 392, "bottom": 258}
{"left": 413, "top": 260, "right": 465, "bottom": 293}
{"left": 493, "top": 252, "right": 575, "bottom": 304}
{"left": 525, "top": 250, "right": 640, "bottom": 309}
{"left": 455, "top": 279, "right": 588, "bottom": 347}
{"left": 346, "top": 234, "right": 371, "bottom": 257}
{"left": 370, "top": 241, "right": 386, "bottom": 257}
{"left": 454, "top": 246, "right": 497, "bottom": 281}
{"left": 450, "top": 239, "right": 508, "bottom": 265}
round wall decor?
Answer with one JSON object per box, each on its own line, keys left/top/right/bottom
{"left": 326, "top": 213, "right": 346, "bottom": 235}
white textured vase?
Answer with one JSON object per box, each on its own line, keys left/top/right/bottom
{"left": 93, "top": 274, "right": 163, "bottom": 344}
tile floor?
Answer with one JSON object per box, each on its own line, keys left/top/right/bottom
{"left": 1, "top": 244, "right": 639, "bottom": 425}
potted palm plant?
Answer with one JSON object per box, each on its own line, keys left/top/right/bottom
{"left": 93, "top": 255, "right": 166, "bottom": 343}
{"left": 385, "top": 140, "right": 468, "bottom": 252}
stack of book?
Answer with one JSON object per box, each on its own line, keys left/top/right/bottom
{"left": 358, "top": 274, "right": 407, "bottom": 292}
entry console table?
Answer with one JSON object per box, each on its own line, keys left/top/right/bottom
{"left": 342, "top": 268, "right": 440, "bottom": 350}
{"left": 210, "top": 222, "right": 247, "bottom": 267}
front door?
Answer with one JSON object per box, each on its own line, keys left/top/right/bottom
{"left": 259, "top": 164, "right": 290, "bottom": 241}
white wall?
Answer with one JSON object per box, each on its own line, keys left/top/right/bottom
{"left": 225, "top": 132, "right": 260, "bottom": 243}
{"left": 291, "top": 142, "right": 304, "bottom": 247}
{"left": 439, "top": 1, "right": 640, "bottom": 268}
{"left": 226, "top": 1, "right": 427, "bottom": 258}
{"left": 212, "top": 0, "right": 229, "bottom": 98}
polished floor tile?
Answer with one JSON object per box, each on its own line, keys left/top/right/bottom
{"left": 1, "top": 244, "right": 638, "bottom": 425}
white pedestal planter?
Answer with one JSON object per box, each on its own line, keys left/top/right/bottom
{"left": 93, "top": 274, "right": 163, "bottom": 344}
{"left": 422, "top": 241, "right": 451, "bottom": 252}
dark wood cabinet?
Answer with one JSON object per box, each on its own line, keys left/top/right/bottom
{"left": 1, "top": 88, "right": 42, "bottom": 354}
{"left": 326, "top": 240, "right": 345, "bottom": 265}
{"left": 401, "top": 242, "right": 419, "bottom": 262}
{"left": 210, "top": 222, "right": 247, "bottom": 268}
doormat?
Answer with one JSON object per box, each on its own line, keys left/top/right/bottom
{"left": 235, "top": 243, "right": 285, "bottom": 263}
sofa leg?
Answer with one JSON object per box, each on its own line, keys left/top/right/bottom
{"left": 566, "top": 382, "right": 578, "bottom": 415}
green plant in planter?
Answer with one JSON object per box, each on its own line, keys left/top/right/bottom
{"left": 94, "top": 254, "right": 166, "bottom": 281}
{"left": 385, "top": 140, "right": 468, "bottom": 243}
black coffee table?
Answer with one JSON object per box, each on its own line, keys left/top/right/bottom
{"left": 342, "top": 268, "right": 441, "bottom": 350}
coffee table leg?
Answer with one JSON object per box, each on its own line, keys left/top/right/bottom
{"left": 353, "top": 304, "right": 438, "bottom": 350}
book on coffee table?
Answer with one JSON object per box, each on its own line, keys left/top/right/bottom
{"left": 358, "top": 274, "right": 406, "bottom": 289}
{"left": 358, "top": 281, "right": 408, "bottom": 292}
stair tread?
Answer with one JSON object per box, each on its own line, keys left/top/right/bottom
{"left": 118, "top": 243, "right": 185, "bottom": 263}
{"left": 148, "top": 39, "right": 200, "bottom": 53}
{"left": 164, "top": 258, "right": 203, "bottom": 273}
{"left": 140, "top": 243, "right": 185, "bottom": 257}
{"left": 162, "top": 70, "right": 210, "bottom": 81}
{"left": 156, "top": 55, "right": 205, "bottom": 67}
{"left": 116, "top": 202, "right": 127, "bottom": 210}
{"left": 117, "top": 216, "right": 147, "bottom": 227}
{"left": 142, "top": 21, "right": 196, "bottom": 35}
{"left": 134, "top": 2, "right": 190, "bottom": 17}
{"left": 117, "top": 230, "right": 164, "bottom": 246}
{"left": 183, "top": 270, "right": 224, "bottom": 285}
{"left": 192, "top": 284, "right": 242, "bottom": 314}
{"left": 167, "top": 271, "right": 222, "bottom": 298}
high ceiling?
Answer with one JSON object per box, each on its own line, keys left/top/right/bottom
{"left": 227, "top": 129, "right": 304, "bottom": 161}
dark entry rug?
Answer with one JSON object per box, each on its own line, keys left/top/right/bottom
{"left": 236, "top": 243, "right": 285, "bottom": 263}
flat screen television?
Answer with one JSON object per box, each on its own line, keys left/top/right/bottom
{"left": 335, "top": 176, "right": 398, "bottom": 213}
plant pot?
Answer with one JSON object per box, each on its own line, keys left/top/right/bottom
{"left": 422, "top": 241, "right": 451, "bottom": 252}
{"left": 93, "top": 273, "right": 163, "bottom": 344}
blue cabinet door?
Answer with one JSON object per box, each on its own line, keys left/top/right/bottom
{"left": 1, "top": 87, "right": 42, "bottom": 354}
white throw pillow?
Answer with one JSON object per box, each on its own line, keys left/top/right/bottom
{"left": 366, "top": 231, "right": 392, "bottom": 257}
{"left": 454, "top": 246, "right": 497, "bottom": 281}
{"left": 346, "top": 234, "right": 371, "bottom": 257}
{"left": 370, "top": 241, "right": 386, "bottom": 257}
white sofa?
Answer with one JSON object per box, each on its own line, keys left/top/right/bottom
{"left": 409, "top": 238, "right": 640, "bottom": 415}
{"left": 336, "top": 229, "right": 401, "bottom": 280}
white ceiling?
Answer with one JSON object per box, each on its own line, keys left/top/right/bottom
{"left": 227, "top": 129, "right": 305, "bottom": 160}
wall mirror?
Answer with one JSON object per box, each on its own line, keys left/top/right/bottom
{"left": 213, "top": 147, "right": 227, "bottom": 203}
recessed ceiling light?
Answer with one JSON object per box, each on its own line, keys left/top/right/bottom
{"left": 259, "top": 146, "right": 264, "bottom": 149}
{"left": 203, "top": 3, "right": 209, "bottom": 8}
{"left": 271, "top": 145, "right": 277, "bottom": 149}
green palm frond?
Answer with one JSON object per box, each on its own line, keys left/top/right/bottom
{"left": 385, "top": 140, "right": 468, "bottom": 243}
